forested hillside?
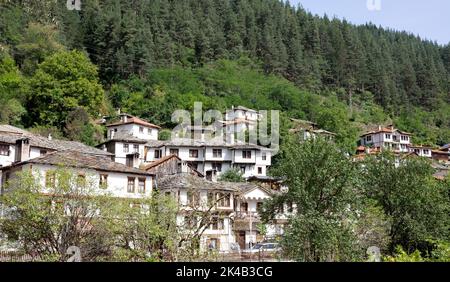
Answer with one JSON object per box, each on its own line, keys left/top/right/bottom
{"left": 1, "top": 0, "right": 449, "bottom": 150}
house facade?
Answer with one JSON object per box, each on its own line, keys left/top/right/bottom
{"left": 98, "top": 109, "right": 273, "bottom": 179}
{"left": 359, "top": 125, "right": 412, "bottom": 153}
{"left": 0, "top": 150, "right": 154, "bottom": 199}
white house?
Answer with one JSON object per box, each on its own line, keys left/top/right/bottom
{"left": 143, "top": 139, "right": 272, "bottom": 179}
{"left": 359, "top": 125, "right": 412, "bottom": 153}
{"left": 409, "top": 145, "right": 433, "bottom": 158}
{"left": 106, "top": 113, "right": 160, "bottom": 141}
{"left": 0, "top": 125, "right": 112, "bottom": 169}
{"left": 0, "top": 150, "right": 154, "bottom": 199}
{"left": 233, "top": 184, "right": 288, "bottom": 250}
{"left": 158, "top": 173, "right": 237, "bottom": 252}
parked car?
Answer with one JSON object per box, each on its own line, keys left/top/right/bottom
{"left": 241, "top": 242, "right": 281, "bottom": 259}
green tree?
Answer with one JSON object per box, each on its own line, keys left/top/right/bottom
{"left": 218, "top": 168, "right": 244, "bottom": 183}
{"left": 25, "top": 50, "right": 105, "bottom": 129}
{"left": 0, "top": 52, "right": 26, "bottom": 125}
{"left": 0, "top": 168, "right": 114, "bottom": 261}
{"left": 15, "top": 23, "right": 64, "bottom": 75}
{"left": 261, "top": 138, "right": 363, "bottom": 262}
{"left": 362, "top": 152, "right": 450, "bottom": 254}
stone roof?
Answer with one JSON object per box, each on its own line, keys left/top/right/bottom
{"left": 142, "top": 154, "right": 180, "bottom": 170}
{"left": 158, "top": 173, "right": 273, "bottom": 195}
{"left": 106, "top": 114, "right": 161, "bottom": 129}
{"left": 1, "top": 150, "right": 153, "bottom": 176}
{"left": 158, "top": 174, "right": 238, "bottom": 192}
{"left": 146, "top": 137, "right": 269, "bottom": 150}
{"left": 97, "top": 131, "right": 148, "bottom": 146}
{"left": 0, "top": 125, "right": 112, "bottom": 156}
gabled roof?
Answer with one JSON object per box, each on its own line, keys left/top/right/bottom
{"left": 1, "top": 150, "right": 153, "bottom": 176}
{"left": 360, "top": 126, "right": 412, "bottom": 137}
{"left": 0, "top": 125, "right": 112, "bottom": 156}
{"left": 142, "top": 154, "right": 180, "bottom": 170}
{"left": 96, "top": 131, "right": 148, "bottom": 147}
{"left": 106, "top": 114, "right": 161, "bottom": 129}
{"left": 232, "top": 106, "right": 258, "bottom": 113}
{"left": 440, "top": 144, "right": 450, "bottom": 150}
{"left": 158, "top": 173, "right": 239, "bottom": 192}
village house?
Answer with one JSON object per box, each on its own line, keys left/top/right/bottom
{"left": 409, "top": 145, "right": 433, "bottom": 158}
{"left": 98, "top": 108, "right": 273, "bottom": 179}
{"left": 0, "top": 125, "right": 112, "bottom": 168}
{"left": 359, "top": 125, "right": 412, "bottom": 153}
{"left": 0, "top": 150, "right": 154, "bottom": 199}
{"left": 289, "top": 118, "right": 336, "bottom": 141}
{"left": 142, "top": 139, "right": 272, "bottom": 179}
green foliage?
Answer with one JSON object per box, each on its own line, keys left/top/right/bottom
{"left": 261, "top": 138, "right": 363, "bottom": 261}
{"left": 64, "top": 107, "right": 104, "bottom": 146}
{"left": 25, "top": 50, "right": 105, "bottom": 128}
{"left": 385, "top": 241, "right": 450, "bottom": 262}
{"left": 0, "top": 168, "right": 113, "bottom": 261}
{"left": 0, "top": 52, "right": 26, "bottom": 125}
{"left": 218, "top": 168, "right": 244, "bottom": 183}
{"left": 362, "top": 152, "right": 450, "bottom": 254}
{"left": 15, "top": 23, "right": 64, "bottom": 75}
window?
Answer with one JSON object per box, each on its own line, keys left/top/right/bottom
{"left": 139, "top": 127, "right": 144, "bottom": 133}
{"left": 154, "top": 150, "right": 161, "bottom": 159}
{"left": 187, "top": 191, "right": 200, "bottom": 206}
{"left": 240, "top": 166, "right": 246, "bottom": 173}
{"left": 126, "top": 155, "right": 134, "bottom": 167}
{"left": 217, "top": 193, "right": 230, "bottom": 207}
{"left": 242, "top": 150, "right": 252, "bottom": 159}
{"left": 241, "top": 202, "right": 248, "bottom": 212}
{"left": 423, "top": 149, "right": 430, "bottom": 155}
{"left": 207, "top": 238, "right": 219, "bottom": 250}
{"left": 385, "top": 134, "right": 391, "bottom": 139}
{"left": 170, "top": 149, "right": 179, "bottom": 156}
{"left": 123, "top": 144, "right": 129, "bottom": 153}
{"left": 45, "top": 171, "right": 56, "bottom": 188}
{"left": 258, "top": 167, "right": 263, "bottom": 174}
{"left": 189, "top": 149, "right": 199, "bottom": 158}
{"left": 257, "top": 202, "right": 263, "bottom": 211}
{"left": 39, "top": 150, "right": 47, "bottom": 156}
{"left": 127, "top": 177, "right": 135, "bottom": 193}
{"left": 212, "top": 162, "right": 222, "bottom": 172}
{"left": 0, "top": 144, "right": 9, "bottom": 156}
{"left": 414, "top": 149, "right": 420, "bottom": 154}
{"left": 366, "top": 135, "right": 372, "bottom": 142}
{"left": 138, "top": 178, "right": 146, "bottom": 194}
{"left": 208, "top": 192, "right": 215, "bottom": 205}
{"left": 211, "top": 217, "right": 224, "bottom": 230}
{"left": 401, "top": 135, "right": 409, "bottom": 141}
{"left": 184, "top": 216, "right": 197, "bottom": 229}
{"left": 99, "top": 174, "right": 108, "bottom": 189}
{"left": 148, "top": 128, "right": 152, "bottom": 135}
{"left": 213, "top": 149, "right": 222, "bottom": 158}
{"left": 77, "top": 174, "right": 86, "bottom": 188}
{"left": 133, "top": 144, "right": 139, "bottom": 153}
{"left": 262, "top": 153, "right": 267, "bottom": 161}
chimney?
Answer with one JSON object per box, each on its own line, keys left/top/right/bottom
{"left": 378, "top": 125, "right": 382, "bottom": 131}
{"left": 15, "top": 138, "right": 30, "bottom": 162}
{"left": 48, "top": 133, "right": 52, "bottom": 140}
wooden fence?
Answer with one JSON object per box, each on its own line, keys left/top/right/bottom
{"left": 0, "top": 251, "right": 36, "bottom": 262}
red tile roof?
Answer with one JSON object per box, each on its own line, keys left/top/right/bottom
{"left": 106, "top": 114, "right": 161, "bottom": 129}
